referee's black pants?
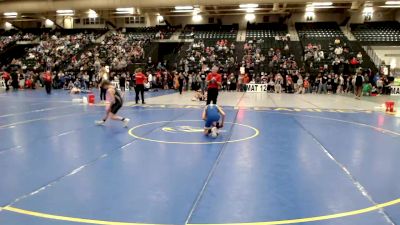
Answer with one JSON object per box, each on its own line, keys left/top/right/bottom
{"left": 135, "top": 84, "right": 145, "bottom": 103}
{"left": 207, "top": 88, "right": 219, "bottom": 105}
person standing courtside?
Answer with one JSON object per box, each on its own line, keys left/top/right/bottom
{"left": 2, "top": 70, "right": 10, "bottom": 91}
{"left": 43, "top": 71, "right": 52, "bottom": 94}
{"left": 354, "top": 72, "right": 364, "bottom": 100}
{"left": 135, "top": 68, "right": 146, "bottom": 104}
{"left": 206, "top": 66, "right": 222, "bottom": 105}
{"left": 98, "top": 66, "right": 109, "bottom": 102}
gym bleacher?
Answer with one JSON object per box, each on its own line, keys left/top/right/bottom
{"left": 125, "top": 26, "right": 174, "bottom": 40}
{"left": 179, "top": 24, "right": 238, "bottom": 40}
{"left": 245, "top": 23, "right": 289, "bottom": 51}
{"left": 246, "top": 23, "right": 288, "bottom": 40}
{"left": 350, "top": 21, "right": 400, "bottom": 44}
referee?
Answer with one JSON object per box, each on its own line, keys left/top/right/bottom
{"left": 206, "top": 66, "right": 222, "bottom": 105}
{"left": 135, "top": 68, "right": 146, "bottom": 104}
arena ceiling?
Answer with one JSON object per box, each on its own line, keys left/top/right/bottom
{"left": 0, "top": 0, "right": 397, "bottom": 18}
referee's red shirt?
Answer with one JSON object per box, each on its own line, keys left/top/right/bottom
{"left": 135, "top": 72, "right": 146, "bottom": 85}
{"left": 206, "top": 73, "right": 221, "bottom": 89}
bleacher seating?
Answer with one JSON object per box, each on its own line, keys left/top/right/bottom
{"left": 296, "top": 22, "right": 377, "bottom": 73}
{"left": 125, "top": 26, "right": 174, "bottom": 40}
{"left": 350, "top": 21, "right": 400, "bottom": 43}
{"left": 296, "top": 22, "right": 345, "bottom": 39}
{"left": 246, "top": 23, "right": 288, "bottom": 39}
{"left": 180, "top": 24, "right": 238, "bottom": 40}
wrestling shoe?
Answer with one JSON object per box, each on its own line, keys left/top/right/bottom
{"left": 95, "top": 120, "right": 105, "bottom": 126}
{"left": 123, "top": 118, "right": 130, "bottom": 128}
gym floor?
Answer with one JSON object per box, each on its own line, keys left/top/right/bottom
{"left": 0, "top": 89, "right": 399, "bottom": 225}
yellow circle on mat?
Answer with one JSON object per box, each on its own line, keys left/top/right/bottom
{"left": 128, "top": 120, "right": 260, "bottom": 144}
{"left": 1, "top": 113, "right": 400, "bottom": 225}
{"left": 1, "top": 198, "right": 400, "bottom": 225}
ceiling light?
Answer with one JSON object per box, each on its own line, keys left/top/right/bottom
{"left": 385, "top": 1, "right": 400, "bottom": 4}
{"left": 245, "top": 13, "right": 256, "bottom": 21}
{"left": 311, "top": 2, "right": 333, "bottom": 6}
{"left": 363, "top": 7, "right": 373, "bottom": 13}
{"left": 239, "top": 4, "right": 259, "bottom": 8}
{"left": 3, "top": 12, "right": 18, "bottom": 16}
{"left": 88, "top": 9, "right": 98, "bottom": 18}
{"left": 192, "top": 14, "right": 202, "bottom": 22}
{"left": 116, "top": 7, "right": 134, "bottom": 11}
{"left": 380, "top": 5, "right": 400, "bottom": 7}
{"left": 45, "top": 19, "right": 54, "bottom": 26}
{"left": 56, "top": 10, "right": 73, "bottom": 14}
{"left": 116, "top": 8, "right": 134, "bottom": 14}
{"left": 175, "top": 6, "right": 193, "bottom": 10}
{"left": 306, "top": 6, "right": 315, "bottom": 12}
{"left": 171, "top": 10, "right": 195, "bottom": 13}
{"left": 246, "top": 8, "right": 255, "bottom": 12}
{"left": 305, "top": 12, "right": 315, "bottom": 17}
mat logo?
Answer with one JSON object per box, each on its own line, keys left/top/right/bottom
{"left": 162, "top": 126, "right": 204, "bottom": 133}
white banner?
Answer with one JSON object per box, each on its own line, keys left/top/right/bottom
{"left": 391, "top": 86, "right": 400, "bottom": 96}
{"left": 246, "top": 84, "right": 268, "bottom": 92}
{"left": 111, "top": 81, "right": 130, "bottom": 91}
{"left": 0, "top": 80, "right": 5, "bottom": 89}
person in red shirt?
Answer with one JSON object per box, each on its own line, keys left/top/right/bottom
{"left": 43, "top": 71, "right": 52, "bottom": 94}
{"left": 206, "top": 66, "right": 222, "bottom": 105}
{"left": 135, "top": 68, "right": 147, "bottom": 104}
{"left": 2, "top": 71, "right": 10, "bottom": 91}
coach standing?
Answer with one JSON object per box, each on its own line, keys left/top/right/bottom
{"left": 206, "top": 66, "right": 222, "bottom": 105}
{"left": 135, "top": 68, "right": 146, "bottom": 104}
{"left": 43, "top": 71, "right": 52, "bottom": 94}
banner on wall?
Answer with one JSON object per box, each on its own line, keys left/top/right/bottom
{"left": 391, "top": 86, "right": 400, "bottom": 96}
{"left": 246, "top": 84, "right": 268, "bottom": 92}
{"left": 0, "top": 80, "right": 5, "bottom": 89}
{"left": 111, "top": 81, "right": 130, "bottom": 91}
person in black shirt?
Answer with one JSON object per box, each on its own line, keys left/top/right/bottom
{"left": 318, "top": 74, "right": 328, "bottom": 94}
{"left": 11, "top": 72, "right": 19, "bottom": 90}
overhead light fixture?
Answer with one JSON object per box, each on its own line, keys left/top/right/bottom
{"left": 245, "top": 13, "right": 256, "bottom": 21}
{"left": 171, "top": 9, "right": 195, "bottom": 13}
{"left": 246, "top": 8, "right": 255, "bottom": 12}
{"left": 116, "top": 8, "right": 134, "bottom": 14}
{"left": 3, "top": 12, "right": 18, "bottom": 16}
{"left": 311, "top": 2, "right": 333, "bottom": 6}
{"left": 116, "top": 7, "right": 134, "bottom": 11}
{"left": 385, "top": 1, "right": 400, "bottom": 4}
{"left": 192, "top": 14, "right": 202, "bottom": 22}
{"left": 5, "top": 22, "right": 13, "bottom": 28}
{"left": 45, "top": 19, "right": 54, "bottom": 27}
{"left": 305, "top": 12, "right": 315, "bottom": 17}
{"left": 363, "top": 6, "right": 373, "bottom": 13}
{"left": 380, "top": 5, "right": 400, "bottom": 7}
{"left": 56, "top": 10, "right": 73, "bottom": 14}
{"left": 157, "top": 15, "right": 164, "bottom": 22}
{"left": 240, "top": 4, "right": 259, "bottom": 8}
{"left": 175, "top": 6, "right": 193, "bottom": 10}
{"left": 306, "top": 6, "right": 315, "bottom": 12}
{"left": 57, "top": 10, "right": 74, "bottom": 16}
{"left": 88, "top": 9, "right": 98, "bottom": 18}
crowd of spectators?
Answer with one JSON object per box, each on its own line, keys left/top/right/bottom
{"left": 0, "top": 27, "right": 397, "bottom": 97}
{"left": 0, "top": 32, "right": 38, "bottom": 53}
{"left": 69, "top": 31, "right": 147, "bottom": 74}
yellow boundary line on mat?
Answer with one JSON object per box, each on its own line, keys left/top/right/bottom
{"left": 0, "top": 198, "right": 399, "bottom": 225}
{"left": 1, "top": 112, "right": 400, "bottom": 225}
{"left": 128, "top": 120, "right": 259, "bottom": 145}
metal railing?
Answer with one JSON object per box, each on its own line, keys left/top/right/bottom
{"left": 363, "top": 46, "right": 383, "bottom": 68}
